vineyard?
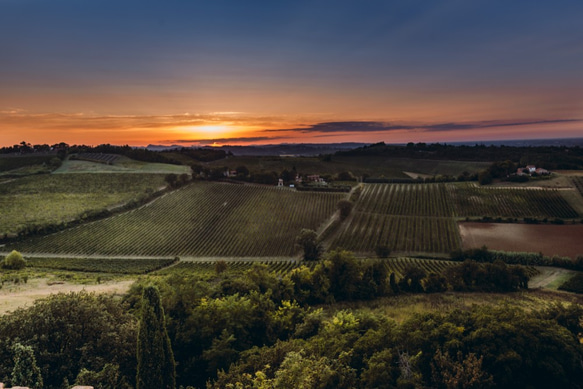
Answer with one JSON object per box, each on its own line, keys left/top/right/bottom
{"left": 448, "top": 183, "right": 579, "bottom": 219}
{"left": 331, "top": 214, "right": 460, "bottom": 254}
{"left": 0, "top": 173, "right": 167, "bottom": 237}
{"left": 27, "top": 257, "right": 176, "bottom": 274}
{"left": 356, "top": 183, "right": 454, "bottom": 216}
{"left": 156, "top": 257, "right": 459, "bottom": 278}
{"left": 330, "top": 182, "right": 579, "bottom": 256}
{"left": 572, "top": 177, "right": 583, "bottom": 198}
{"left": 13, "top": 182, "right": 344, "bottom": 257}
{"left": 74, "top": 153, "right": 120, "bottom": 164}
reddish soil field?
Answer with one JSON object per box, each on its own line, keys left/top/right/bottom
{"left": 459, "top": 222, "right": 583, "bottom": 258}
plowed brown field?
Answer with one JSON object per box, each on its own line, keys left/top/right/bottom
{"left": 459, "top": 222, "right": 583, "bottom": 258}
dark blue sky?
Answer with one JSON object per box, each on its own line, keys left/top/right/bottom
{"left": 1, "top": 0, "right": 582, "bottom": 145}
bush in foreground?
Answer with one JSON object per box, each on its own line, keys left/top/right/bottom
{"left": 2, "top": 250, "right": 26, "bottom": 270}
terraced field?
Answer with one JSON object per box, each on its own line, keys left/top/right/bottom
{"left": 13, "top": 182, "right": 344, "bottom": 257}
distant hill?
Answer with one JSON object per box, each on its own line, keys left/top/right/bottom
{"left": 146, "top": 143, "right": 368, "bottom": 156}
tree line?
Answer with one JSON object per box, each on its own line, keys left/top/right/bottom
{"left": 0, "top": 249, "right": 578, "bottom": 388}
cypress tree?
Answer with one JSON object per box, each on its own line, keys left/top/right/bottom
{"left": 11, "top": 342, "right": 43, "bottom": 389}
{"left": 136, "top": 285, "right": 176, "bottom": 389}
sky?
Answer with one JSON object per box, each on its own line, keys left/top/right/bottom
{"left": 1, "top": 0, "right": 582, "bottom": 147}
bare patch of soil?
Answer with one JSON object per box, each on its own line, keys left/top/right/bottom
{"left": 0, "top": 278, "right": 133, "bottom": 315}
{"left": 459, "top": 222, "right": 583, "bottom": 258}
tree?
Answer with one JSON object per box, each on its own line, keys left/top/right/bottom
{"left": 281, "top": 169, "right": 293, "bottom": 182}
{"left": 478, "top": 171, "right": 493, "bottom": 185}
{"left": 11, "top": 342, "right": 43, "bottom": 389}
{"left": 326, "top": 250, "right": 361, "bottom": 301}
{"left": 337, "top": 200, "right": 353, "bottom": 220}
{"left": 431, "top": 350, "right": 494, "bottom": 389}
{"left": 164, "top": 173, "right": 178, "bottom": 188}
{"left": 399, "top": 266, "right": 427, "bottom": 293}
{"left": 214, "top": 260, "right": 228, "bottom": 275}
{"left": 375, "top": 245, "right": 391, "bottom": 258}
{"left": 136, "top": 286, "right": 176, "bottom": 389}
{"left": 178, "top": 173, "right": 190, "bottom": 185}
{"left": 295, "top": 229, "right": 322, "bottom": 261}
{"left": 0, "top": 292, "right": 137, "bottom": 388}
{"left": 236, "top": 165, "right": 250, "bottom": 177}
{"left": 75, "top": 363, "right": 126, "bottom": 389}
{"left": 2, "top": 250, "right": 26, "bottom": 270}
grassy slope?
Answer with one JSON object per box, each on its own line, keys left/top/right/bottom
{"left": 54, "top": 156, "right": 190, "bottom": 174}
{"left": 0, "top": 173, "right": 167, "bottom": 236}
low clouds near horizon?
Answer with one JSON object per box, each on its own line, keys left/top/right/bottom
{"left": 264, "top": 119, "right": 583, "bottom": 135}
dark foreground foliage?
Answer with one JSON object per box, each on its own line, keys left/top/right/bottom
{"left": 0, "top": 251, "right": 580, "bottom": 388}
{"left": 0, "top": 292, "right": 137, "bottom": 388}
{"left": 559, "top": 272, "right": 583, "bottom": 294}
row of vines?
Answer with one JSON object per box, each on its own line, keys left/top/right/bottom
{"left": 356, "top": 183, "right": 454, "bottom": 216}
{"left": 157, "top": 257, "right": 458, "bottom": 278}
{"left": 13, "top": 182, "right": 344, "bottom": 257}
{"left": 572, "top": 177, "right": 583, "bottom": 198}
{"left": 331, "top": 214, "right": 461, "bottom": 254}
{"left": 332, "top": 182, "right": 578, "bottom": 256}
{"left": 448, "top": 183, "right": 579, "bottom": 218}
{"left": 27, "top": 257, "right": 176, "bottom": 274}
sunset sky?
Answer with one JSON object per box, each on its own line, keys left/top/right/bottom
{"left": 1, "top": 0, "right": 582, "bottom": 147}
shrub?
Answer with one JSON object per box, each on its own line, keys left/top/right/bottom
{"left": 375, "top": 245, "right": 391, "bottom": 258}
{"left": 2, "top": 250, "right": 26, "bottom": 270}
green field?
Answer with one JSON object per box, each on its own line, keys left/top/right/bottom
{"left": 54, "top": 155, "right": 191, "bottom": 174}
{"left": 0, "top": 173, "right": 167, "bottom": 236}
{"left": 331, "top": 214, "right": 461, "bottom": 254}
{"left": 448, "top": 183, "right": 579, "bottom": 219}
{"left": 13, "top": 182, "right": 344, "bottom": 257}
{"left": 155, "top": 257, "right": 459, "bottom": 278}
{"left": 356, "top": 183, "right": 454, "bottom": 216}
{"left": 27, "top": 257, "right": 176, "bottom": 274}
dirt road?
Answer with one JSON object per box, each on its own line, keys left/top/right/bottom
{"left": 0, "top": 278, "right": 133, "bottom": 315}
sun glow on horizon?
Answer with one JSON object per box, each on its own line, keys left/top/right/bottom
{"left": 193, "top": 125, "right": 230, "bottom": 134}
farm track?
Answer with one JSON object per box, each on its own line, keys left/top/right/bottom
{"left": 529, "top": 267, "right": 577, "bottom": 289}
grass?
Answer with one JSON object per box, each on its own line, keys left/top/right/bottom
{"left": 314, "top": 288, "right": 583, "bottom": 323}
{"left": 0, "top": 173, "right": 167, "bottom": 236}
{"left": 0, "top": 267, "right": 127, "bottom": 286}
{"left": 26, "top": 257, "right": 177, "bottom": 274}
{"left": 558, "top": 272, "right": 583, "bottom": 294}
{"left": 54, "top": 156, "right": 190, "bottom": 174}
